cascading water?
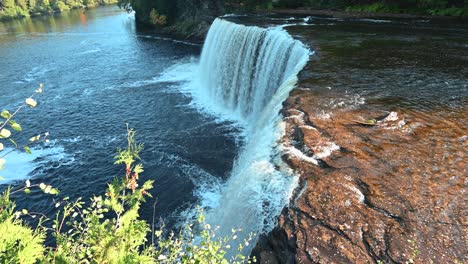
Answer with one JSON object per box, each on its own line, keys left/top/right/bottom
{"left": 195, "top": 18, "right": 310, "bottom": 253}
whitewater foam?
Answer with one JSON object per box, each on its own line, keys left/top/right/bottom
{"left": 0, "top": 143, "right": 72, "bottom": 183}
{"left": 181, "top": 18, "right": 310, "bottom": 254}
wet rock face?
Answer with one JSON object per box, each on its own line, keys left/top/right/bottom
{"left": 253, "top": 89, "right": 467, "bottom": 263}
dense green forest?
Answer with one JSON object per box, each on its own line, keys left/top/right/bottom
{"left": 0, "top": 0, "right": 117, "bottom": 20}
{"left": 116, "top": 0, "right": 466, "bottom": 26}
{"left": 2, "top": 0, "right": 466, "bottom": 22}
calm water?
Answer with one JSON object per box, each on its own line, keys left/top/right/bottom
{"left": 0, "top": 6, "right": 240, "bottom": 227}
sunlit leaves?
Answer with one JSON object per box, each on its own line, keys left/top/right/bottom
{"left": 24, "top": 146, "right": 31, "bottom": 154}
{"left": 29, "top": 135, "right": 41, "bottom": 142}
{"left": 25, "top": 98, "right": 37, "bottom": 108}
{"left": 38, "top": 182, "right": 58, "bottom": 195}
{"left": 1, "top": 110, "right": 11, "bottom": 119}
{"left": 0, "top": 142, "right": 3, "bottom": 151}
{"left": 0, "top": 124, "right": 251, "bottom": 263}
{"left": 48, "top": 188, "right": 59, "bottom": 195}
{"left": 9, "top": 121, "right": 22, "bottom": 132}
{"left": 35, "top": 84, "right": 43, "bottom": 93}
{"left": 0, "top": 129, "right": 11, "bottom": 139}
{"left": 9, "top": 138, "right": 17, "bottom": 148}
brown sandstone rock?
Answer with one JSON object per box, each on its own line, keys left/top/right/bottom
{"left": 253, "top": 89, "right": 467, "bottom": 264}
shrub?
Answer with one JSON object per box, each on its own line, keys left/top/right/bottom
{"left": 0, "top": 86, "right": 253, "bottom": 263}
{"left": 149, "top": 8, "right": 167, "bottom": 26}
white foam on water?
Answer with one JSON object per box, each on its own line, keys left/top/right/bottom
{"left": 0, "top": 143, "right": 72, "bottom": 183}
{"left": 359, "top": 18, "right": 392, "bottom": 23}
{"left": 141, "top": 18, "right": 310, "bottom": 255}
{"left": 137, "top": 35, "right": 200, "bottom": 46}
{"left": 182, "top": 18, "right": 310, "bottom": 254}
{"left": 23, "top": 66, "right": 51, "bottom": 82}
{"left": 77, "top": 49, "right": 101, "bottom": 55}
{"left": 283, "top": 146, "right": 319, "bottom": 165}
{"left": 103, "top": 59, "right": 199, "bottom": 92}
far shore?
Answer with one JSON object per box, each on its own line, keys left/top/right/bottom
{"left": 256, "top": 8, "right": 468, "bottom": 22}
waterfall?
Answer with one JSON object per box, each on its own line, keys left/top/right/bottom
{"left": 195, "top": 18, "right": 310, "bottom": 252}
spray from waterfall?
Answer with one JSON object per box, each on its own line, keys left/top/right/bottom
{"left": 193, "top": 18, "right": 310, "bottom": 253}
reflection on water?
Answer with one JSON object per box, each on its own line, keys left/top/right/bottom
{"left": 0, "top": 7, "right": 118, "bottom": 35}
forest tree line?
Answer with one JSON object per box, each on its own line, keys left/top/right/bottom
{"left": 0, "top": 0, "right": 117, "bottom": 20}
{"left": 1, "top": 0, "right": 466, "bottom": 23}
{"left": 116, "top": 0, "right": 467, "bottom": 26}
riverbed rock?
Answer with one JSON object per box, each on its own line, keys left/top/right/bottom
{"left": 253, "top": 88, "right": 467, "bottom": 263}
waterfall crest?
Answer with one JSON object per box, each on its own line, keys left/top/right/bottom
{"left": 196, "top": 18, "right": 310, "bottom": 252}
{"left": 199, "top": 18, "right": 309, "bottom": 125}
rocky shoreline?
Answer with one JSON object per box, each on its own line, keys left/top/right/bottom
{"left": 248, "top": 11, "right": 467, "bottom": 263}
{"left": 155, "top": 11, "right": 467, "bottom": 263}
{"left": 258, "top": 8, "right": 468, "bottom": 21}
{"left": 252, "top": 70, "right": 467, "bottom": 264}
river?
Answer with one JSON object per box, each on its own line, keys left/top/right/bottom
{"left": 0, "top": 6, "right": 241, "bottom": 229}
{"left": 1, "top": 6, "right": 466, "bottom": 261}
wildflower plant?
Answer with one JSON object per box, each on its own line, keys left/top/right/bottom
{"left": 0, "top": 87, "right": 254, "bottom": 263}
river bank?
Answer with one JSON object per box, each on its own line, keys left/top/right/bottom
{"left": 250, "top": 15, "right": 467, "bottom": 263}
{"left": 146, "top": 7, "right": 467, "bottom": 43}
{"left": 0, "top": 0, "right": 117, "bottom": 21}
{"left": 260, "top": 8, "right": 468, "bottom": 21}
{"left": 139, "top": 12, "right": 468, "bottom": 263}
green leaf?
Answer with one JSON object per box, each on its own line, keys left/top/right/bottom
{"left": 44, "top": 185, "right": 52, "bottom": 194}
{"left": 21, "top": 209, "right": 28, "bottom": 214}
{"left": 1, "top": 110, "right": 11, "bottom": 119}
{"left": 10, "top": 121, "right": 22, "bottom": 132}
{"left": 24, "top": 188, "right": 31, "bottom": 194}
{"left": 9, "top": 138, "right": 17, "bottom": 148}
{"left": 24, "top": 146, "right": 31, "bottom": 154}
{"left": 49, "top": 188, "right": 59, "bottom": 195}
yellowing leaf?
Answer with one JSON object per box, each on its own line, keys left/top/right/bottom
{"left": 49, "top": 188, "right": 59, "bottom": 195}
{"left": 0, "top": 129, "right": 11, "bottom": 138}
{"left": 44, "top": 185, "right": 52, "bottom": 193}
{"left": 0, "top": 158, "right": 5, "bottom": 170}
{"left": 25, "top": 98, "right": 37, "bottom": 108}
{"left": 1, "top": 110, "right": 11, "bottom": 119}
{"left": 10, "top": 122, "right": 22, "bottom": 132}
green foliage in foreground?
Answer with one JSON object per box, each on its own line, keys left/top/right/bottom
{"left": 0, "top": 0, "right": 118, "bottom": 21}
{"left": 0, "top": 88, "right": 253, "bottom": 263}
